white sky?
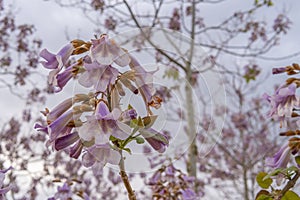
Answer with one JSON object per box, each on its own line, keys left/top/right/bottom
{"left": 1, "top": 0, "right": 297, "bottom": 125}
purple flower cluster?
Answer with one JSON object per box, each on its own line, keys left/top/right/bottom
{"left": 48, "top": 182, "right": 90, "bottom": 200}
{"left": 264, "top": 65, "right": 300, "bottom": 171}
{"left": 149, "top": 163, "right": 201, "bottom": 200}
{"left": 264, "top": 84, "right": 298, "bottom": 167}
{"left": 36, "top": 34, "right": 169, "bottom": 174}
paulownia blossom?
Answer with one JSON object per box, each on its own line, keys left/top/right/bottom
{"left": 89, "top": 34, "right": 130, "bottom": 66}
{"left": 263, "top": 83, "right": 300, "bottom": 127}
{"left": 78, "top": 62, "right": 119, "bottom": 93}
{"left": 40, "top": 43, "right": 74, "bottom": 91}
{"left": 36, "top": 34, "right": 169, "bottom": 200}
{"left": 266, "top": 143, "right": 291, "bottom": 168}
{"left": 78, "top": 101, "right": 129, "bottom": 145}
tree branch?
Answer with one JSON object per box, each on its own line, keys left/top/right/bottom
{"left": 276, "top": 171, "right": 300, "bottom": 200}
{"left": 119, "top": 151, "right": 136, "bottom": 200}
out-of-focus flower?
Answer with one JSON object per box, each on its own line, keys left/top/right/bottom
{"left": 266, "top": 144, "right": 290, "bottom": 168}
{"left": 105, "top": 16, "right": 117, "bottom": 30}
{"left": 90, "top": 34, "right": 130, "bottom": 67}
{"left": 149, "top": 164, "right": 199, "bottom": 199}
{"left": 148, "top": 170, "right": 161, "bottom": 185}
{"left": 181, "top": 188, "right": 197, "bottom": 200}
{"left": 129, "top": 56, "right": 157, "bottom": 104}
{"left": 169, "top": 8, "right": 181, "bottom": 31}
{"left": 48, "top": 183, "right": 72, "bottom": 200}
{"left": 0, "top": 167, "right": 12, "bottom": 196}
{"left": 78, "top": 62, "right": 118, "bottom": 92}
{"left": 263, "top": 83, "right": 300, "bottom": 127}
{"left": 82, "top": 144, "right": 121, "bottom": 175}
{"left": 273, "top": 14, "right": 291, "bottom": 34}
{"left": 231, "top": 113, "right": 248, "bottom": 130}
{"left": 78, "top": 101, "right": 129, "bottom": 145}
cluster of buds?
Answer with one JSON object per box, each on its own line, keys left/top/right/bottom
{"left": 272, "top": 63, "right": 300, "bottom": 76}
{"left": 35, "top": 34, "right": 169, "bottom": 174}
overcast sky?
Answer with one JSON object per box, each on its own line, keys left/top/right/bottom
{"left": 6, "top": 0, "right": 298, "bottom": 113}
{"left": 2, "top": 0, "right": 300, "bottom": 151}
{"left": 1, "top": 0, "right": 300, "bottom": 198}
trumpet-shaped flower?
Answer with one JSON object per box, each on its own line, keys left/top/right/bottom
{"left": 90, "top": 34, "right": 130, "bottom": 67}
{"left": 47, "top": 98, "right": 73, "bottom": 122}
{"left": 48, "top": 110, "right": 74, "bottom": 142}
{"left": 140, "top": 128, "right": 169, "bottom": 153}
{"left": 40, "top": 44, "right": 74, "bottom": 87}
{"left": 78, "top": 101, "right": 129, "bottom": 145}
{"left": 263, "top": 83, "right": 300, "bottom": 126}
{"left": 266, "top": 144, "right": 291, "bottom": 168}
{"left": 78, "top": 62, "right": 118, "bottom": 92}
{"left": 54, "top": 132, "right": 80, "bottom": 151}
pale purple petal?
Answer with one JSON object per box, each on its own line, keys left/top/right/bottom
{"left": 94, "top": 131, "right": 110, "bottom": 145}
{"left": 40, "top": 44, "right": 74, "bottom": 69}
{"left": 91, "top": 161, "right": 105, "bottom": 176}
{"left": 106, "top": 149, "right": 121, "bottom": 165}
{"left": 95, "top": 101, "right": 110, "bottom": 117}
{"left": 39, "top": 49, "right": 58, "bottom": 69}
{"left": 82, "top": 151, "right": 96, "bottom": 167}
{"left": 78, "top": 62, "right": 118, "bottom": 92}
{"left": 56, "top": 65, "right": 74, "bottom": 91}
{"left": 78, "top": 116, "right": 110, "bottom": 144}
{"left": 90, "top": 35, "right": 130, "bottom": 66}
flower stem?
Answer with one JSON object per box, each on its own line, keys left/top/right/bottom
{"left": 119, "top": 151, "right": 136, "bottom": 200}
{"left": 276, "top": 171, "right": 300, "bottom": 200}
